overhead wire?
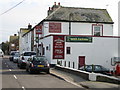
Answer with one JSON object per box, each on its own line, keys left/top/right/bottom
{"left": 0, "top": 0, "right": 26, "bottom": 16}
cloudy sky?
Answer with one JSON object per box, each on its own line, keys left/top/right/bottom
{"left": 0, "top": 0, "right": 119, "bottom": 43}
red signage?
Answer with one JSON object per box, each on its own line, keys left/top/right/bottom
{"left": 53, "top": 35, "right": 65, "bottom": 59}
{"left": 49, "top": 22, "right": 61, "bottom": 33}
{"left": 35, "top": 25, "right": 42, "bottom": 34}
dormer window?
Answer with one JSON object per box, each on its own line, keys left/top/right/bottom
{"left": 92, "top": 24, "right": 103, "bottom": 36}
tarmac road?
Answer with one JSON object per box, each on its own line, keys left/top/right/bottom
{"left": 1, "top": 57, "right": 83, "bottom": 90}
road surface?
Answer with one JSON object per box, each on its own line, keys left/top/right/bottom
{"left": 1, "top": 57, "right": 83, "bottom": 90}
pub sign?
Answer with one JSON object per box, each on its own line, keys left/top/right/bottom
{"left": 53, "top": 35, "right": 65, "bottom": 59}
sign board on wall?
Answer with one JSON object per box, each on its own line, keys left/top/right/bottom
{"left": 66, "top": 36, "right": 92, "bottom": 42}
{"left": 49, "top": 22, "right": 61, "bottom": 33}
{"left": 53, "top": 35, "right": 65, "bottom": 59}
{"left": 35, "top": 25, "right": 42, "bottom": 34}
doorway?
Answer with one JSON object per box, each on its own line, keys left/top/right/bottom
{"left": 78, "top": 56, "right": 85, "bottom": 69}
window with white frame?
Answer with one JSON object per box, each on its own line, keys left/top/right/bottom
{"left": 93, "top": 25, "right": 103, "bottom": 36}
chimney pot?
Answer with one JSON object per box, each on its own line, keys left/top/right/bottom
{"left": 54, "top": 2, "right": 56, "bottom": 5}
{"left": 49, "top": 7, "right": 51, "bottom": 10}
{"left": 58, "top": 2, "right": 60, "bottom": 6}
{"left": 28, "top": 23, "right": 32, "bottom": 30}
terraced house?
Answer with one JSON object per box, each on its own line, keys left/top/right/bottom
{"left": 21, "top": 2, "right": 120, "bottom": 70}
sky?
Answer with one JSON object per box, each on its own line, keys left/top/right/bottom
{"left": 0, "top": 0, "right": 119, "bottom": 43}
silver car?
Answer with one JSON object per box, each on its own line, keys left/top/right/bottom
{"left": 17, "top": 51, "right": 36, "bottom": 69}
{"left": 13, "top": 53, "right": 20, "bottom": 63}
{"left": 0, "top": 49, "right": 4, "bottom": 57}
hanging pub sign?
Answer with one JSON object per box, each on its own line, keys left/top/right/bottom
{"left": 66, "top": 36, "right": 92, "bottom": 42}
{"left": 35, "top": 25, "right": 42, "bottom": 34}
{"left": 53, "top": 35, "right": 65, "bottom": 59}
{"left": 49, "top": 22, "right": 61, "bottom": 33}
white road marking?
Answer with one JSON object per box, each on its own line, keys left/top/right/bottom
{"left": 9, "top": 69, "right": 11, "bottom": 71}
{"left": 22, "top": 86, "right": 25, "bottom": 90}
{"left": 13, "top": 75, "right": 17, "bottom": 79}
{"left": 5, "top": 63, "right": 6, "bottom": 64}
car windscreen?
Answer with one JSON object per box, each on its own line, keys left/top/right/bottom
{"left": 31, "top": 52, "right": 36, "bottom": 55}
{"left": 14, "top": 53, "right": 20, "bottom": 57}
{"left": 11, "top": 52, "right": 15, "bottom": 55}
{"left": 33, "top": 57, "right": 47, "bottom": 62}
{"left": 24, "top": 52, "right": 36, "bottom": 56}
{"left": 24, "top": 52, "right": 31, "bottom": 56}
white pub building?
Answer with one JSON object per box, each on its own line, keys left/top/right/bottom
{"left": 22, "top": 2, "right": 120, "bottom": 70}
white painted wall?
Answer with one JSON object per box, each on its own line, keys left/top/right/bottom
{"left": 21, "top": 31, "right": 31, "bottom": 53}
{"left": 43, "top": 21, "right": 113, "bottom": 36}
{"left": 38, "top": 35, "right": 118, "bottom": 71}
{"left": 39, "top": 36, "right": 57, "bottom": 64}
{"left": 62, "top": 37, "right": 118, "bottom": 70}
{"left": 19, "top": 31, "right": 24, "bottom": 54}
{"left": 72, "top": 23, "right": 92, "bottom": 35}
{"left": 103, "top": 24, "right": 113, "bottom": 36}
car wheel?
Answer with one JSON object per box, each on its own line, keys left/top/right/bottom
{"left": 46, "top": 69, "right": 50, "bottom": 74}
{"left": 28, "top": 68, "right": 33, "bottom": 74}
{"left": 19, "top": 64, "right": 22, "bottom": 69}
{"left": 17, "top": 63, "right": 19, "bottom": 67}
{"left": 26, "top": 67, "right": 29, "bottom": 72}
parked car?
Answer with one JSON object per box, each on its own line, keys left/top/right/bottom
{"left": 0, "top": 49, "right": 4, "bottom": 57}
{"left": 9, "top": 51, "right": 19, "bottom": 61}
{"left": 13, "top": 53, "right": 20, "bottom": 63}
{"left": 17, "top": 51, "right": 36, "bottom": 69}
{"left": 26, "top": 56, "right": 50, "bottom": 74}
{"left": 79, "top": 65, "right": 112, "bottom": 75}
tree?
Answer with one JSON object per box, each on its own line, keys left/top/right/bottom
{"left": 1, "top": 41, "right": 9, "bottom": 55}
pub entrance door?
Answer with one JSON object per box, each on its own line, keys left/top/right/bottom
{"left": 78, "top": 56, "right": 85, "bottom": 69}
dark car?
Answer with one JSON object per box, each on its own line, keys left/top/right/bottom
{"left": 26, "top": 56, "right": 50, "bottom": 74}
{"left": 9, "top": 51, "right": 19, "bottom": 61}
{"left": 17, "top": 51, "right": 36, "bottom": 69}
{"left": 79, "top": 65, "right": 111, "bottom": 75}
{"left": 13, "top": 53, "right": 20, "bottom": 63}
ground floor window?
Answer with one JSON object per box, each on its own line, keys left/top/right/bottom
{"left": 68, "top": 61, "right": 70, "bottom": 67}
{"left": 66, "top": 47, "right": 71, "bottom": 54}
{"left": 42, "top": 47, "right": 45, "bottom": 55}
{"left": 64, "top": 61, "right": 66, "bottom": 67}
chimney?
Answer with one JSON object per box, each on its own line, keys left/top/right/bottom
{"left": 49, "top": 7, "right": 51, "bottom": 10}
{"left": 58, "top": 2, "right": 60, "bottom": 6}
{"left": 28, "top": 23, "right": 32, "bottom": 30}
{"left": 14, "top": 34, "right": 17, "bottom": 36}
{"left": 54, "top": 2, "right": 56, "bottom": 5}
{"left": 48, "top": 7, "right": 52, "bottom": 16}
{"left": 48, "top": 2, "right": 61, "bottom": 16}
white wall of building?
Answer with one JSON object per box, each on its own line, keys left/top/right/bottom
{"left": 38, "top": 35, "right": 118, "bottom": 70}
{"left": 62, "top": 37, "right": 118, "bottom": 70}
{"left": 23, "top": 32, "right": 31, "bottom": 52}
{"left": 103, "top": 24, "right": 113, "bottom": 36}
{"left": 19, "top": 31, "right": 24, "bottom": 54}
{"left": 40, "top": 36, "right": 57, "bottom": 64}
{"left": 43, "top": 21, "right": 113, "bottom": 36}
{"left": 20, "top": 31, "right": 31, "bottom": 53}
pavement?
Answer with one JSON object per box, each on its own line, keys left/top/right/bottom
{"left": 50, "top": 68, "right": 120, "bottom": 89}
